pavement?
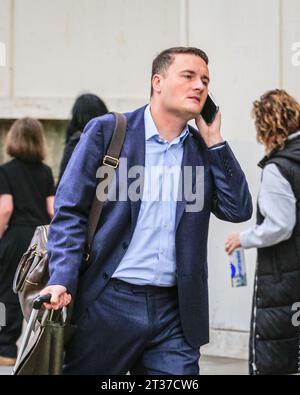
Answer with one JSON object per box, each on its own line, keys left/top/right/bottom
{"left": 200, "top": 355, "right": 248, "bottom": 375}
{"left": 0, "top": 365, "right": 11, "bottom": 375}
{"left": 0, "top": 355, "right": 248, "bottom": 375}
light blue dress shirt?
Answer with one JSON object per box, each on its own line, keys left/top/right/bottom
{"left": 112, "top": 105, "right": 189, "bottom": 286}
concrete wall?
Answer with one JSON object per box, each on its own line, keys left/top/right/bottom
{"left": 0, "top": 0, "right": 185, "bottom": 118}
{"left": 0, "top": 0, "right": 300, "bottom": 358}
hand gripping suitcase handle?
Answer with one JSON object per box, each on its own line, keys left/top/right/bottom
{"left": 33, "top": 294, "right": 52, "bottom": 310}
{"left": 13, "top": 293, "right": 53, "bottom": 373}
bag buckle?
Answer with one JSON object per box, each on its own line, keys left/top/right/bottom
{"left": 103, "top": 155, "right": 119, "bottom": 169}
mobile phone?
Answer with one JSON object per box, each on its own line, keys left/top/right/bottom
{"left": 201, "top": 92, "right": 219, "bottom": 124}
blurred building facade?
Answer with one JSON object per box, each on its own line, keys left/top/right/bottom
{"left": 0, "top": 0, "right": 300, "bottom": 358}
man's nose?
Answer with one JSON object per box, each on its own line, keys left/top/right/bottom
{"left": 194, "top": 79, "right": 206, "bottom": 91}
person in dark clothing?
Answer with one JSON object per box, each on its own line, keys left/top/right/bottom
{"left": 58, "top": 94, "right": 108, "bottom": 184}
{"left": 0, "top": 118, "right": 55, "bottom": 366}
{"left": 225, "top": 89, "right": 300, "bottom": 375}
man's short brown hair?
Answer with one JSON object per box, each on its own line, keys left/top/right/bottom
{"left": 151, "top": 47, "right": 209, "bottom": 96}
{"left": 6, "top": 117, "right": 46, "bottom": 162}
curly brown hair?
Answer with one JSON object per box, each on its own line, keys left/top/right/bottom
{"left": 253, "top": 89, "right": 300, "bottom": 153}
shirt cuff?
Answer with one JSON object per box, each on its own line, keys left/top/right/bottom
{"left": 207, "top": 141, "right": 226, "bottom": 151}
{"left": 240, "top": 229, "right": 254, "bottom": 249}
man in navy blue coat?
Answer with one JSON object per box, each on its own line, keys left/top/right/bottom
{"left": 41, "top": 47, "right": 252, "bottom": 375}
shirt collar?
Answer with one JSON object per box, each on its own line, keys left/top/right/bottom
{"left": 288, "top": 130, "right": 300, "bottom": 141}
{"left": 258, "top": 129, "right": 300, "bottom": 168}
{"left": 144, "top": 105, "right": 189, "bottom": 144}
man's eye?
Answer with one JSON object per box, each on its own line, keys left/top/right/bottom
{"left": 184, "top": 74, "right": 192, "bottom": 79}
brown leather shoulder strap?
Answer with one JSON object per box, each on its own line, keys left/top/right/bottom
{"left": 85, "top": 112, "right": 127, "bottom": 255}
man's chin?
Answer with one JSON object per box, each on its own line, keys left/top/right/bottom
{"left": 171, "top": 106, "right": 200, "bottom": 120}
{"left": 184, "top": 107, "right": 200, "bottom": 120}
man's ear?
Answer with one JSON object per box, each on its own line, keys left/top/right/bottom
{"left": 152, "top": 74, "right": 163, "bottom": 94}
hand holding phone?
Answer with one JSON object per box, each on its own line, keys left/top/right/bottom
{"left": 195, "top": 92, "right": 223, "bottom": 147}
{"left": 200, "top": 92, "right": 219, "bottom": 125}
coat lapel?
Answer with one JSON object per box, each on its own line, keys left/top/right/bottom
{"left": 175, "top": 130, "right": 204, "bottom": 230}
{"left": 122, "top": 107, "right": 146, "bottom": 231}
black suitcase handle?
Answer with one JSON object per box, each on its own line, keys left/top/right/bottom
{"left": 33, "top": 294, "right": 52, "bottom": 310}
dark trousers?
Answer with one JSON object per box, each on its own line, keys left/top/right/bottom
{"left": 0, "top": 225, "right": 35, "bottom": 358}
{"left": 64, "top": 279, "right": 200, "bottom": 375}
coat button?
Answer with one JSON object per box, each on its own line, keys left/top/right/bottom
{"left": 122, "top": 242, "right": 128, "bottom": 250}
{"left": 256, "top": 334, "right": 260, "bottom": 340}
{"left": 103, "top": 272, "right": 109, "bottom": 280}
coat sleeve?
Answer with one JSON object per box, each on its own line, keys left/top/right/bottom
{"left": 47, "top": 116, "right": 110, "bottom": 296}
{"left": 240, "top": 163, "right": 296, "bottom": 248}
{"left": 208, "top": 142, "right": 253, "bottom": 222}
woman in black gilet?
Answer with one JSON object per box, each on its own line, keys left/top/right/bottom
{"left": 226, "top": 90, "right": 300, "bottom": 375}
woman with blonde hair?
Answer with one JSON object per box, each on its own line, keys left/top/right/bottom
{"left": 225, "top": 89, "right": 300, "bottom": 375}
{"left": 0, "top": 118, "right": 55, "bottom": 366}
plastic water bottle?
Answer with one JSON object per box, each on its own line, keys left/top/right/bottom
{"left": 229, "top": 247, "right": 247, "bottom": 287}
